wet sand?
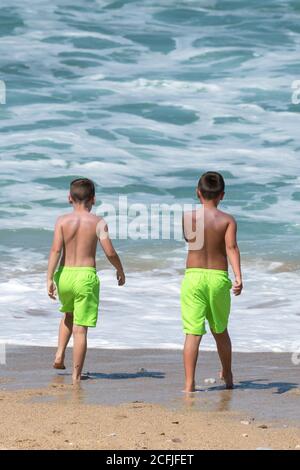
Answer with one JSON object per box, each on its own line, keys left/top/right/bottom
{"left": 0, "top": 346, "right": 300, "bottom": 449}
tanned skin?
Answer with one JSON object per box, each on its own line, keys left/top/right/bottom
{"left": 47, "top": 194, "right": 125, "bottom": 385}
{"left": 182, "top": 188, "right": 242, "bottom": 392}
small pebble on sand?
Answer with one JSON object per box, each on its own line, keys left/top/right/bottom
{"left": 204, "top": 378, "right": 216, "bottom": 384}
{"left": 240, "top": 420, "right": 250, "bottom": 425}
{"left": 242, "top": 434, "right": 248, "bottom": 438}
{"left": 258, "top": 424, "right": 268, "bottom": 429}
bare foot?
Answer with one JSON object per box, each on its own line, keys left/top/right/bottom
{"left": 225, "top": 381, "right": 234, "bottom": 390}
{"left": 53, "top": 355, "right": 66, "bottom": 370}
{"left": 72, "top": 375, "right": 81, "bottom": 386}
{"left": 184, "top": 381, "right": 196, "bottom": 393}
{"left": 220, "top": 371, "right": 234, "bottom": 389}
{"left": 53, "top": 362, "right": 66, "bottom": 370}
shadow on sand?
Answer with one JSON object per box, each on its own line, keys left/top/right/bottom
{"left": 205, "top": 379, "right": 298, "bottom": 394}
{"left": 56, "top": 370, "right": 166, "bottom": 380}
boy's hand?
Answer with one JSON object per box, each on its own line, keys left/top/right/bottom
{"left": 117, "top": 270, "right": 125, "bottom": 286}
{"left": 47, "top": 279, "right": 57, "bottom": 300}
{"left": 232, "top": 278, "right": 243, "bottom": 296}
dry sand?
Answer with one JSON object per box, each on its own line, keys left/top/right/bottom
{"left": 0, "top": 346, "right": 300, "bottom": 450}
{"left": 0, "top": 386, "right": 300, "bottom": 450}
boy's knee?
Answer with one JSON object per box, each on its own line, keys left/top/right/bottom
{"left": 64, "top": 312, "right": 73, "bottom": 321}
{"left": 211, "top": 328, "right": 229, "bottom": 338}
{"left": 73, "top": 325, "right": 87, "bottom": 335}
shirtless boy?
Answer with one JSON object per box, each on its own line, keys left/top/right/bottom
{"left": 181, "top": 172, "right": 242, "bottom": 392}
{"left": 47, "top": 178, "right": 125, "bottom": 385}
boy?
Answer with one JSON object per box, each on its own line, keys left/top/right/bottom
{"left": 47, "top": 178, "right": 125, "bottom": 385}
{"left": 181, "top": 171, "right": 242, "bottom": 392}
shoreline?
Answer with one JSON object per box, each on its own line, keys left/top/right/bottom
{"left": 1, "top": 340, "right": 298, "bottom": 353}
{"left": 1, "top": 346, "right": 300, "bottom": 418}
{"left": 1, "top": 346, "right": 300, "bottom": 449}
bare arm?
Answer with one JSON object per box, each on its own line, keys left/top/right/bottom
{"left": 225, "top": 217, "right": 243, "bottom": 295}
{"left": 47, "top": 217, "right": 63, "bottom": 299}
{"left": 98, "top": 221, "right": 125, "bottom": 286}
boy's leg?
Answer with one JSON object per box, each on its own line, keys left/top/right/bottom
{"left": 54, "top": 312, "right": 73, "bottom": 369}
{"left": 211, "top": 329, "right": 233, "bottom": 389}
{"left": 183, "top": 334, "right": 202, "bottom": 392}
{"left": 72, "top": 325, "right": 88, "bottom": 385}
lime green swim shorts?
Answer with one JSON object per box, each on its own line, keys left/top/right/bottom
{"left": 54, "top": 267, "right": 100, "bottom": 327}
{"left": 181, "top": 268, "right": 232, "bottom": 336}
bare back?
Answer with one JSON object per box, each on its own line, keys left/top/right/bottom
{"left": 184, "top": 207, "right": 231, "bottom": 270}
{"left": 58, "top": 212, "right": 100, "bottom": 267}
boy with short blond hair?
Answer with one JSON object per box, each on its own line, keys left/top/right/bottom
{"left": 47, "top": 177, "right": 125, "bottom": 385}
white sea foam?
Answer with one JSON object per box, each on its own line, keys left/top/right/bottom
{"left": 0, "top": 258, "right": 299, "bottom": 352}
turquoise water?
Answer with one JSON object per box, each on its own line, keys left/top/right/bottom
{"left": 0, "top": 0, "right": 300, "bottom": 351}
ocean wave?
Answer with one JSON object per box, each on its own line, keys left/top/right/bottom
{"left": 0, "top": 261, "right": 299, "bottom": 352}
{"left": 1, "top": 0, "right": 300, "bottom": 351}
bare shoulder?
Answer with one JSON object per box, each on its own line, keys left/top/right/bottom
{"left": 217, "top": 210, "right": 236, "bottom": 227}
{"left": 55, "top": 213, "right": 70, "bottom": 225}
{"left": 89, "top": 213, "right": 104, "bottom": 225}
{"left": 88, "top": 214, "right": 106, "bottom": 234}
{"left": 55, "top": 212, "right": 81, "bottom": 228}
{"left": 183, "top": 208, "right": 202, "bottom": 220}
{"left": 182, "top": 208, "right": 200, "bottom": 228}
{"left": 93, "top": 213, "right": 103, "bottom": 221}
{"left": 183, "top": 208, "right": 195, "bottom": 219}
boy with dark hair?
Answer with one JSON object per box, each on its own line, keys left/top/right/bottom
{"left": 47, "top": 177, "right": 125, "bottom": 385}
{"left": 181, "top": 171, "right": 242, "bottom": 392}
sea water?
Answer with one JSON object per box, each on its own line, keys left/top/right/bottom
{"left": 0, "top": 0, "right": 300, "bottom": 351}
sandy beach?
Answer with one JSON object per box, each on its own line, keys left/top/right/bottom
{"left": 0, "top": 346, "right": 299, "bottom": 450}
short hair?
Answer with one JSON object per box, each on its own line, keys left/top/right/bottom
{"left": 198, "top": 171, "right": 225, "bottom": 200}
{"left": 70, "top": 178, "right": 95, "bottom": 203}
